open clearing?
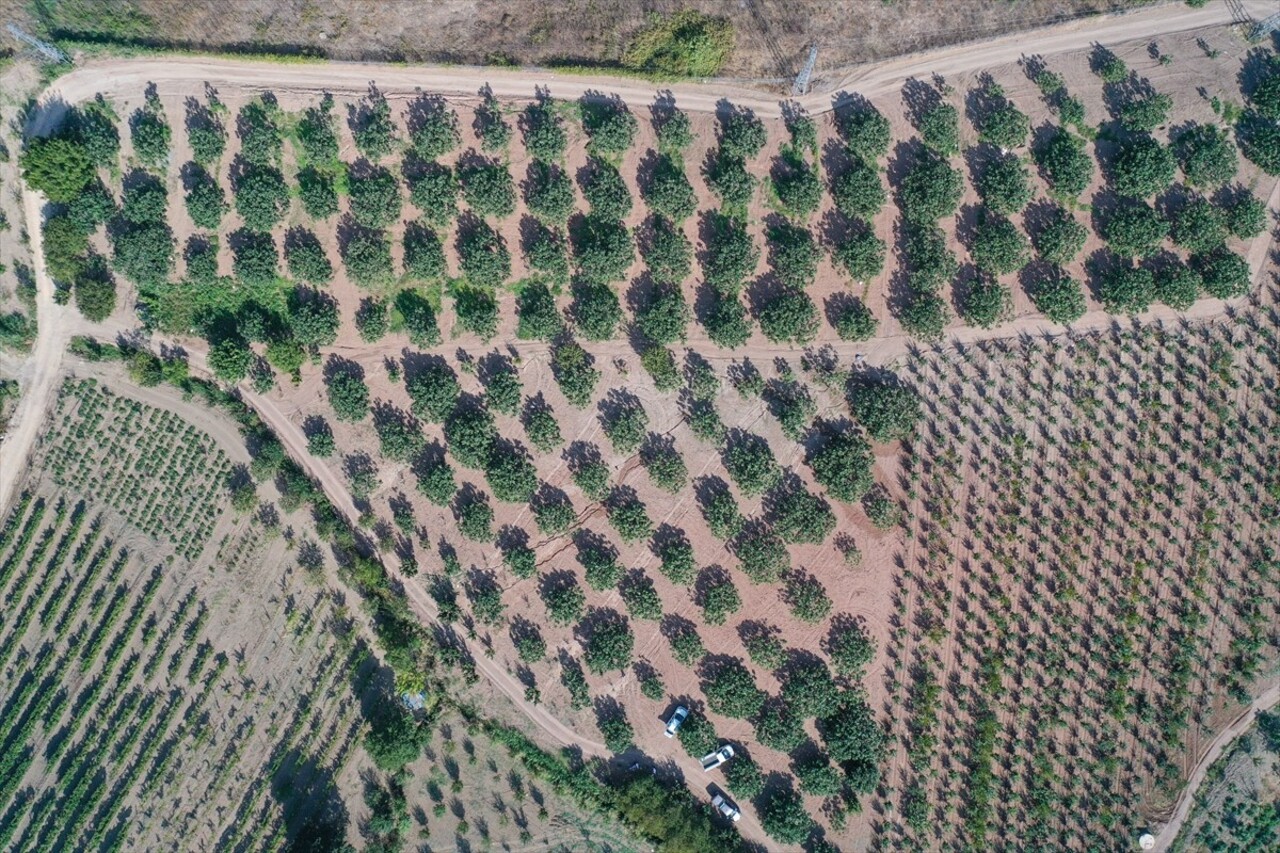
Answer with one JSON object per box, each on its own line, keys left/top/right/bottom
{"left": 2, "top": 2, "right": 1280, "bottom": 850}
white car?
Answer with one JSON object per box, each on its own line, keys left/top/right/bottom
{"left": 712, "top": 792, "right": 741, "bottom": 822}
{"left": 664, "top": 705, "right": 689, "bottom": 738}
{"left": 701, "top": 744, "right": 735, "bottom": 771}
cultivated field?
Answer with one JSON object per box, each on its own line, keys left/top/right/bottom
{"left": 7, "top": 7, "right": 1280, "bottom": 851}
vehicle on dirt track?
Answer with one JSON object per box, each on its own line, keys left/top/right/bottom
{"left": 711, "top": 791, "right": 741, "bottom": 822}
{"left": 664, "top": 705, "right": 689, "bottom": 738}
{"left": 701, "top": 744, "right": 734, "bottom": 771}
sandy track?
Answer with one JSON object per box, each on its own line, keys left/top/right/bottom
{"left": 1152, "top": 683, "right": 1280, "bottom": 851}
{"left": 0, "top": 1, "right": 1275, "bottom": 845}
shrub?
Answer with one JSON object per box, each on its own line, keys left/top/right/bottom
{"left": 654, "top": 530, "right": 696, "bottom": 585}
{"left": 820, "top": 696, "right": 884, "bottom": 771}
{"left": 552, "top": 340, "right": 599, "bottom": 407}
{"left": 110, "top": 221, "right": 175, "bottom": 287}
{"left": 231, "top": 229, "right": 279, "bottom": 286}
{"left": 667, "top": 621, "right": 707, "bottom": 666}
{"left": 1194, "top": 246, "right": 1250, "bottom": 299}
{"left": 1154, "top": 262, "right": 1202, "bottom": 311}
{"left": 978, "top": 154, "right": 1032, "bottom": 215}
{"left": 756, "top": 702, "right": 806, "bottom": 751}
{"left": 523, "top": 161, "right": 575, "bottom": 223}
{"left": 473, "top": 92, "right": 510, "bottom": 152}
{"left": 525, "top": 223, "right": 570, "bottom": 285}
{"left": 643, "top": 154, "right": 697, "bottom": 221}
{"left": 734, "top": 525, "right": 789, "bottom": 583}
{"left": 570, "top": 451, "right": 611, "bottom": 502}
{"left": 348, "top": 164, "right": 402, "bottom": 229}
{"left": 703, "top": 660, "right": 763, "bottom": 718}
{"left": 606, "top": 490, "right": 653, "bottom": 543}
{"left": 444, "top": 404, "right": 497, "bottom": 469}
{"left": 73, "top": 258, "right": 117, "bottom": 322}
{"left": 700, "top": 479, "right": 744, "bottom": 539}
{"left": 772, "top": 153, "right": 822, "bottom": 217}
{"left": 285, "top": 229, "right": 333, "bottom": 285}
{"left": 66, "top": 180, "right": 116, "bottom": 233}
{"left": 580, "top": 158, "right": 632, "bottom": 220}
{"left": 1029, "top": 269, "right": 1087, "bottom": 324}
{"left": 722, "top": 432, "right": 779, "bottom": 496}
{"left": 397, "top": 290, "right": 442, "bottom": 347}
{"left": 918, "top": 102, "right": 959, "bottom": 156}
{"left": 743, "top": 625, "right": 785, "bottom": 670}
{"left": 460, "top": 156, "right": 516, "bottom": 219}
{"left": 533, "top": 490, "right": 575, "bottom": 534}
{"left": 621, "top": 10, "right": 733, "bottom": 77}
{"left": 286, "top": 286, "right": 340, "bottom": 348}
{"left": 760, "top": 787, "right": 813, "bottom": 845}
{"left": 794, "top": 752, "right": 842, "bottom": 797}
{"left": 697, "top": 571, "right": 741, "bottom": 626}
{"left": 833, "top": 226, "right": 886, "bottom": 282}
{"left": 636, "top": 282, "right": 690, "bottom": 345}
{"left": 971, "top": 214, "right": 1030, "bottom": 275}
{"left": 520, "top": 101, "right": 566, "bottom": 161}
{"left": 457, "top": 491, "right": 495, "bottom": 541}
{"left": 831, "top": 159, "right": 886, "bottom": 220}
{"left": 184, "top": 166, "right": 225, "bottom": 230}
{"left": 898, "top": 153, "right": 963, "bottom": 223}
{"left": 483, "top": 363, "right": 522, "bottom": 416}
{"left": 573, "top": 214, "right": 634, "bottom": 284}
{"left": 326, "top": 362, "right": 370, "bottom": 421}
{"left": 504, "top": 544, "right": 537, "bottom": 579}
{"left": 641, "top": 215, "right": 693, "bottom": 283}
{"left": 22, "top": 135, "right": 94, "bottom": 202}
{"left": 416, "top": 454, "right": 456, "bottom": 505}
{"left": 130, "top": 102, "right": 171, "bottom": 169}
{"left": 1177, "top": 124, "right": 1238, "bottom": 188}
{"left": 1101, "top": 200, "right": 1168, "bottom": 257}
{"left": 977, "top": 97, "right": 1029, "bottom": 150}
{"left": 403, "top": 221, "right": 447, "bottom": 281}
{"left": 656, "top": 107, "right": 694, "bottom": 154}
{"left": 705, "top": 152, "right": 754, "bottom": 207}
{"left": 582, "top": 610, "right": 634, "bottom": 674}
{"left": 342, "top": 227, "right": 395, "bottom": 287}
{"left": 849, "top": 376, "right": 921, "bottom": 442}
{"left": 826, "top": 616, "right": 875, "bottom": 678}
{"left": 1224, "top": 192, "right": 1267, "bottom": 239}
{"left": 1092, "top": 48, "right": 1128, "bottom": 83}
{"left": 1119, "top": 93, "right": 1173, "bottom": 133}
{"left": 351, "top": 90, "right": 396, "bottom": 159}
{"left": 701, "top": 213, "right": 759, "bottom": 294}
{"left": 1099, "top": 264, "right": 1156, "bottom": 314}
{"left": 1237, "top": 111, "right": 1280, "bottom": 175}
{"left": 234, "top": 164, "right": 289, "bottom": 232}
{"left": 863, "top": 485, "right": 900, "bottom": 528}
{"left": 784, "top": 570, "right": 832, "bottom": 622}
{"left": 297, "top": 167, "right": 339, "bottom": 220}
{"left": 600, "top": 396, "right": 649, "bottom": 454}
{"left": 75, "top": 100, "right": 121, "bottom": 168}
{"left": 961, "top": 277, "right": 1012, "bottom": 328}
{"left": 1034, "top": 128, "right": 1094, "bottom": 199}
{"left": 410, "top": 96, "right": 460, "bottom": 159}
{"left": 758, "top": 288, "right": 819, "bottom": 345}
{"left": 772, "top": 487, "right": 835, "bottom": 545}
{"left": 724, "top": 755, "right": 764, "bottom": 799}
{"left": 1171, "top": 197, "right": 1227, "bottom": 254}
{"left": 209, "top": 336, "right": 252, "bottom": 382}
{"left": 355, "top": 298, "right": 389, "bottom": 342}
{"left": 899, "top": 290, "right": 948, "bottom": 341}
{"left": 296, "top": 98, "right": 339, "bottom": 163}
{"left": 43, "top": 216, "right": 89, "bottom": 284}
{"left": 1111, "top": 134, "right": 1175, "bottom": 197}
{"left": 598, "top": 710, "right": 634, "bottom": 753}
{"left": 516, "top": 281, "right": 561, "bottom": 341}
{"left": 718, "top": 108, "right": 767, "bottom": 160}
{"left": 642, "top": 440, "right": 687, "bottom": 493}
{"left": 641, "top": 347, "right": 679, "bottom": 394}
{"left": 406, "top": 360, "right": 460, "bottom": 423}
{"left": 457, "top": 219, "right": 511, "bottom": 288}
{"left": 619, "top": 572, "right": 663, "bottom": 621}
{"left": 407, "top": 162, "right": 458, "bottom": 226}
{"left": 808, "top": 426, "right": 873, "bottom": 502}
{"left": 486, "top": 446, "right": 538, "bottom": 503}
{"left": 782, "top": 657, "right": 840, "bottom": 717}
{"left": 839, "top": 101, "right": 891, "bottom": 163}
{"left": 542, "top": 575, "right": 586, "bottom": 626}
{"left": 703, "top": 292, "right": 752, "bottom": 349}
{"left": 1031, "top": 205, "right": 1087, "bottom": 264}
{"left": 568, "top": 281, "right": 622, "bottom": 341}
{"left": 768, "top": 222, "right": 819, "bottom": 289}
{"left": 833, "top": 297, "right": 879, "bottom": 341}
{"left": 581, "top": 98, "right": 637, "bottom": 155}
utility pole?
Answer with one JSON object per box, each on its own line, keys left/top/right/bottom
{"left": 792, "top": 45, "right": 818, "bottom": 97}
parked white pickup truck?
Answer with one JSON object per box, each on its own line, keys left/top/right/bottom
{"left": 700, "top": 745, "right": 734, "bottom": 771}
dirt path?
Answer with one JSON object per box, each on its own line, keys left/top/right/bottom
{"left": 1152, "top": 683, "right": 1280, "bottom": 852}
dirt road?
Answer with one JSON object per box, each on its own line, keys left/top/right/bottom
{"left": 1152, "top": 683, "right": 1280, "bottom": 851}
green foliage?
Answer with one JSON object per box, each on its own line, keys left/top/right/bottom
{"left": 760, "top": 786, "right": 813, "bottom": 845}
{"left": 722, "top": 432, "right": 780, "bottom": 496}
{"left": 483, "top": 363, "right": 522, "bottom": 416}
{"left": 569, "top": 281, "right": 622, "bottom": 341}
{"left": 233, "top": 164, "right": 289, "bottom": 232}
{"left": 121, "top": 174, "right": 168, "bottom": 224}
{"left": 183, "top": 165, "right": 225, "bottom": 230}
{"left": 297, "top": 166, "right": 339, "bottom": 220}
{"left": 552, "top": 340, "right": 600, "bottom": 407}
{"left": 457, "top": 219, "right": 511, "bottom": 288}
{"left": 863, "top": 484, "right": 900, "bottom": 529}
{"left": 209, "top": 336, "right": 252, "bottom": 382}
{"left": 808, "top": 426, "right": 874, "bottom": 502}
{"left": 486, "top": 445, "right": 538, "bottom": 503}
{"left": 407, "top": 161, "right": 458, "bottom": 226}
{"left": 416, "top": 455, "right": 455, "bottom": 505}
{"left": 734, "top": 524, "right": 789, "bottom": 583}
{"left": 66, "top": 180, "right": 116, "bottom": 233}
{"left": 900, "top": 290, "right": 949, "bottom": 341}
{"left": 237, "top": 100, "right": 282, "bottom": 166}
{"left": 348, "top": 164, "right": 402, "bottom": 229}
{"left": 598, "top": 709, "right": 634, "bottom": 753}
{"left": 918, "top": 103, "right": 960, "bottom": 156}
{"left": 21, "top": 135, "right": 94, "bottom": 202}
{"left": 1111, "top": 134, "right": 1176, "bottom": 197}
{"left": 410, "top": 96, "right": 460, "bottom": 159}
{"left": 1154, "top": 262, "right": 1202, "bottom": 311}
{"left": 619, "top": 572, "right": 663, "bottom": 620}
{"left": 718, "top": 108, "right": 767, "bottom": 160}
{"left": 1035, "top": 128, "right": 1093, "bottom": 198}
{"left": 643, "top": 154, "right": 697, "bottom": 221}
{"left": 724, "top": 754, "right": 764, "bottom": 799}
{"left": 601, "top": 396, "right": 648, "bottom": 454}
{"left": 474, "top": 92, "right": 511, "bottom": 152}
{"left": 351, "top": 90, "right": 396, "bottom": 159}
{"left": 403, "top": 221, "right": 447, "bottom": 281}
{"left": 533, "top": 491, "right": 575, "bottom": 534}
{"left": 580, "top": 158, "right": 632, "bottom": 220}
{"left": 700, "top": 479, "right": 744, "bottom": 540}
{"left": 705, "top": 152, "right": 754, "bottom": 207}
{"left": 833, "top": 226, "right": 887, "bottom": 282}
{"left": 1236, "top": 111, "right": 1280, "bottom": 176}
{"left": 75, "top": 100, "right": 120, "bottom": 168}
{"left": 655, "top": 531, "right": 696, "bottom": 585}
{"left": 583, "top": 610, "right": 635, "bottom": 674}
{"left": 1119, "top": 93, "right": 1173, "bottom": 132}
{"left": 397, "top": 289, "right": 442, "bottom": 346}
{"left": 355, "top": 297, "right": 389, "bottom": 342}
{"left": 701, "top": 213, "right": 759, "bottom": 295}
{"left": 525, "top": 223, "right": 571, "bottom": 285}
{"left": 758, "top": 288, "right": 819, "bottom": 345}
{"left": 636, "top": 282, "right": 691, "bottom": 346}
{"left": 286, "top": 286, "right": 339, "bottom": 348}
{"left": 231, "top": 229, "right": 278, "bottom": 286}
{"left": 504, "top": 543, "right": 537, "bottom": 579}
{"left": 296, "top": 98, "right": 339, "bottom": 163}
{"left": 444, "top": 404, "right": 497, "bottom": 469}
{"left": 460, "top": 156, "right": 516, "bottom": 219}
{"left": 772, "top": 487, "right": 834, "bottom": 545}
{"left": 1031, "top": 205, "right": 1088, "bottom": 264}
{"left": 285, "top": 229, "right": 333, "bottom": 285}
{"left": 782, "top": 657, "right": 840, "bottom": 718}
{"left": 827, "top": 616, "right": 875, "bottom": 678}
{"left": 326, "top": 362, "right": 370, "bottom": 421}
{"left": 703, "top": 660, "right": 763, "bottom": 718}
{"left": 641, "top": 215, "right": 693, "bottom": 283}
{"left": 977, "top": 154, "right": 1032, "bottom": 215}
{"left": 1099, "top": 263, "right": 1156, "bottom": 314}
{"left": 581, "top": 99, "right": 637, "bottom": 156}
{"left": 1093, "top": 48, "right": 1128, "bottom": 83}
{"left": 898, "top": 153, "right": 963, "bottom": 223}
{"left": 43, "top": 215, "right": 90, "bottom": 284}
{"left": 516, "top": 281, "right": 562, "bottom": 341}
{"left": 656, "top": 108, "right": 694, "bottom": 154}
{"left": 1171, "top": 197, "right": 1228, "bottom": 254}
{"left": 904, "top": 224, "right": 959, "bottom": 292}
{"left": 794, "top": 752, "right": 842, "bottom": 797}
{"left": 72, "top": 257, "right": 117, "bottom": 321}
{"left": 833, "top": 297, "right": 879, "bottom": 342}
{"left": 1028, "top": 269, "right": 1087, "bottom": 324}
{"left": 820, "top": 696, "right": 884, "bottom": 769}
{"left": 130, "top": 102, "right": 171, "bottom": 169}
{"left": 703, "top": 292, "right": 753, "bottom": 349}
{"left": 1225, "top": 192, "right": 1267, "bottom": 239}
{"left": 756, "top": 700, "right": 806, "bottom": 751}
{"left": 365, "top": 706, "right": 423, "bottom": 772}
{"left": 831, "top": 159, "right": 886, "bottom": 220}
{"left": 668, "top": 621, "right": 707, "bottom": 666}
{"left": 457, "top": 490, "right": 495, "bottom": 541}
{"left": 1194, "top": 246, "right": 1251, "bottom": 298}
{"left": 109, "top": 220, "right": 175, "bottom": 287}
{"left": 849, "top": 376, "right": 921, "bottom": 442}
{"left": 570, "top": 453, "right": 611, "bottom": 502}
{"left": 406, "top": 360, "right": 460, "bottom": 423}
{"left": 838, "top": 101, "right": 891, "bottom": 163}
{"left": 772, "top": 153, "right": 823, "bottom": 217}
{"left": 520, "top": 101, "right": 566, "bottom": 161}
{"left": 1101, "top": 200, "right": 1168, "bottom": 257}
{"left": 768, "top": 222, "right": 819, "bottom": 289}
{"left": 542, "top": 575, "right": 586, "bottom": 626}
{"left": 697, "top": 571, "right": 741, "bottom": 626}
{"left": 961, "top": 277, "right": 1011, "bottom": 328}
{"left": 622, "top": 10, "right": 733, "bottom": 77}
{"left": 573, "top": 214, "right": 634, "bottom": 284}
{"left": 342, "top": 227, "right": 395, "bottom": 287}
{"left": 977, "top": 96, "right": 1029, "bottom": 150}
{"left": 784, "top": 570, "right": 832, "bottom": 622}
{"left": 606, "top": 490, "right": 653, "bottom": 543}
{"left": 523, "top": 161, "right": 575, "bottom": 223}
{"left": 642, "top": 440, "right": 687, "bottom": 493}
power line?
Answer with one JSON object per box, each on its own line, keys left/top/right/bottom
{"left": 5, "top": 24, "right": 67, "bottom": 64}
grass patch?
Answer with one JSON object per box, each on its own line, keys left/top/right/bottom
{"left": 621, "top": 11, "right": 734, "bottom": 78}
